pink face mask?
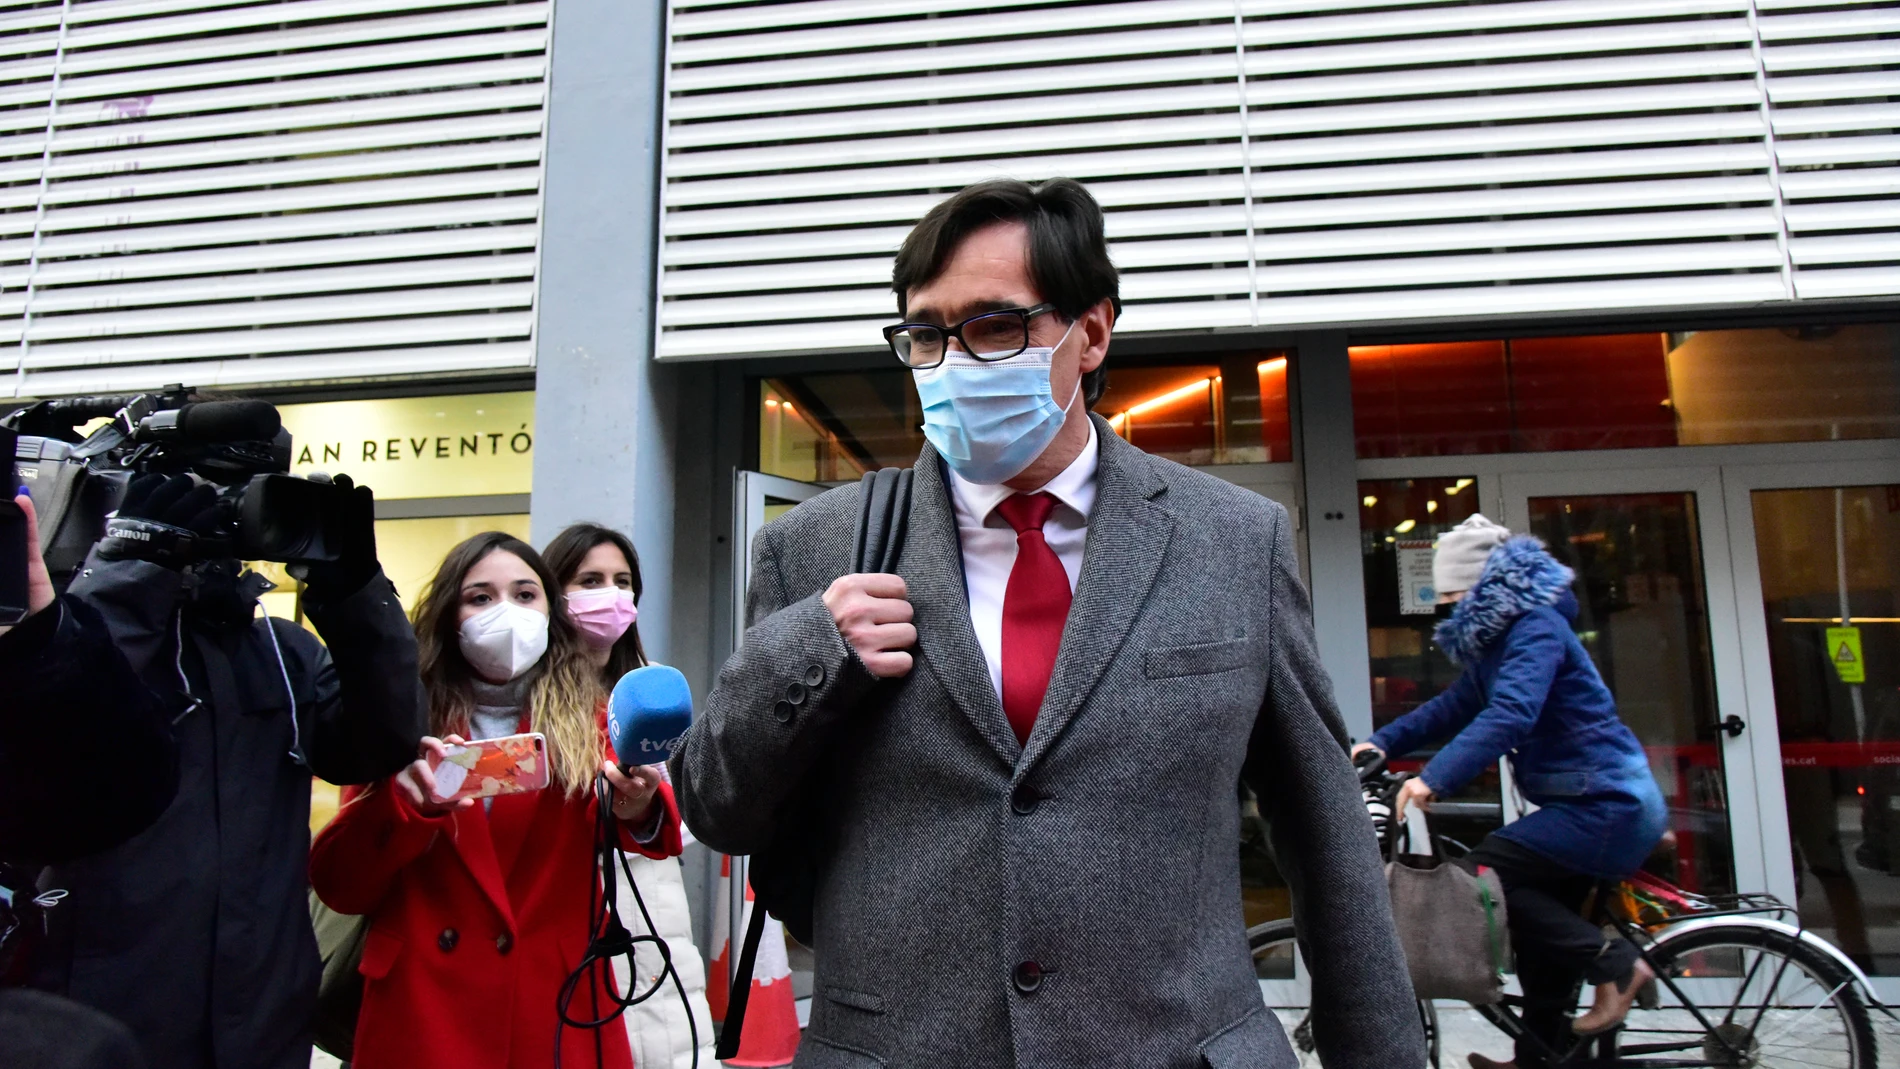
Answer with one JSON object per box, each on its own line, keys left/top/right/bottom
{"left": 565, "top": 587, "right": 637, "bottom": 650}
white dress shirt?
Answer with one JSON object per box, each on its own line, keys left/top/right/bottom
{"left": 947, "top": 420, "right": 1099, "bottom": 702}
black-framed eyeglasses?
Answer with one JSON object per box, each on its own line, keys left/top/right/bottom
{"left": 882, "top": 303, "right": 1057, "bottom": 369}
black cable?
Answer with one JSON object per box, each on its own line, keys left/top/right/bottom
{"left": 554, "top": 773, "right": 701, "bottom": 1069}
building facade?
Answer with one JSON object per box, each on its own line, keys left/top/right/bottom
{"left": 6, "top": 0, "right": 1899, "bottom": 1005}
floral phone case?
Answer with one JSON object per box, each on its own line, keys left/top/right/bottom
{"left": 426, "top": 733, "right": 550, "bottom": 803}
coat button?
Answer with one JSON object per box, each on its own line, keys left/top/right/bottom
{"left": 804, "top": 664, "right": 826, "bottom": 687}
{"left": 1013, "top": 960, "right": 1043, "bottom": 994}
{"left": 438, "top": 928, "right": 459, "bottom": 952}
{"left": 1011, "top": 788, "right": 1041, "bottom": 816}
{"left": 773, "top": 700, "right": 795, "bottom": 723}
{"left": 496, "top": 933, "right": 513, "bottom": 954}
{"left": 784, "top": 681, "right": 808, "bottom": 705}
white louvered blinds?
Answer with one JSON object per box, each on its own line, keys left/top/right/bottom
{"left": 1231, "top": 0, "right": 1791, "bottom": 324}
{"left": 659, "top": 0, "right": 1898, "bottom": 362}
{"left": 662, "top": 0, "right": 1260, "bottom": 359}
{"left": 1760, "top": 0, "right": 1900, "bottom": 300}
{"left": 2, "top": 0, "right": 550, "bottom": 398}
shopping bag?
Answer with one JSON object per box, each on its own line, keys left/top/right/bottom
{"left": 1386, "top": 854, "right": 1509, "bottom": 1004}
{"left": 309, "top": 891, "right": 366, "bottom": 1060}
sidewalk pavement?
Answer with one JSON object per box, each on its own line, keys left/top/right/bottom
{"left": 311, "top": 1009, "right": 1518, "bottom": 1068}
{"left": 314, "top": 1004, "right": 1900, "bottom": 1068}
{"left": 1273, "top": 1007, "right": 1513, "bottom": 1068}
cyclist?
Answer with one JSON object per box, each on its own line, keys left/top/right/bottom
{"left": 1353, "top": 515, "right": 1667, "bottom": 1069}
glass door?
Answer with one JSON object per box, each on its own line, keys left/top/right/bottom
{"left": 732, "top": 471, "right": 827, "bottom": 648}
{"left": 1360, "top": 475, "right": 1506, "bottom": 844}
{"left": 1501, "top": 467, "right": 1766, "bottom": 900}
{"left": 1726, "top": 456, "right": 1900, "bottom": 995}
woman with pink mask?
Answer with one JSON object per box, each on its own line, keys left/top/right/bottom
{"left": 544, "top": 523, "right": 717, "bottom": 1069}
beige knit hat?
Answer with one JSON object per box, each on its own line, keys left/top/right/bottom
{"left": 1433, "top": 514, "right": 1513, "bottom": 599}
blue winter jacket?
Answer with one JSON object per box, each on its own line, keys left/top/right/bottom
{"left": 1367, "top": 537, "right": 1667, "bottom": 879}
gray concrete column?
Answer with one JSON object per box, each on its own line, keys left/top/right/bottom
{"left": 530, "top": 4, "right": 729, "bottom": 959}
{"left": 1292, "top": 332, "right": 1374, "bottom": 742}
{"left": 529, "top": 0, "right": 676, "bottom": 663}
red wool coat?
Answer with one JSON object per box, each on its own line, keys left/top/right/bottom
{"left": 310, "top": 726, "right": 683, "bottom": 1069}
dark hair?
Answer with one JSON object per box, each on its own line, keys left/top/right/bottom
{"left": 892, "top": 178, "right": 1119, "bottom": 407}
{"left": 543, "top": 523, "right": 648, "bottom": 682}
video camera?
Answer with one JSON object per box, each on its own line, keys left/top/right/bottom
{"left": 3, "top": 385, "right": 357, "bottom": 592}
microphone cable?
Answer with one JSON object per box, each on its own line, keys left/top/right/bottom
{"left": 554, "top": 772, "right": 701, "bottom": 1069}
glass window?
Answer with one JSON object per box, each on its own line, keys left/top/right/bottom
{"left": 1097, "top": 353, "right": 1293, "bottom": 465}
{"left": 1362, "top": 478, "right": 1481, "bottom": 727}
{"left": 1359, "top": 477, "right": 1503, "bottom": 848}
{"left": 1669, "top": 326, "right": 1900, "bottom": 446}
{"left": 760, "top": 374, "right": 922, "bottom": 483}
{"left": 376, "top": 514, "right": 534, "bottom": 613}
{"left": 1353, "top": 342, "right": 1515, "bottom": 458}
{"left": 1351, "top": 323, "right": 1900, "bottom": 459}
{"left": 1752, "top": 483, "right": 1900, "bottom": 974}
{"left": 757, "top": 354, "right": 1295, "bottom": 478}
{"left": 1527, "top": 493, "right": 1734, "bottom": 898}
{"left": 276, "top": 391, "right": 536, "bottom": 497}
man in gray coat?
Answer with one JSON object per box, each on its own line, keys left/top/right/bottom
{"left": 674, "top": 178, "right": 1423, "bottom": 1069}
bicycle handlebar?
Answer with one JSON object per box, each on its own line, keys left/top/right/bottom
{"left": 1351, "top": 746, "right": 1388, "bottom": 779}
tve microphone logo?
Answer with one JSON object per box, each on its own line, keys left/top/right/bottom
{"left": 608, "top": 664, "right": 693, "bottom": 768}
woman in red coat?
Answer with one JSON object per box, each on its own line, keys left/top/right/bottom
{"left": 311, "top": 532, "right": 683, "bottom": 1069}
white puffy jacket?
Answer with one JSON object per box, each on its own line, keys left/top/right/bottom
{"left": 613, "top": 851, "right": 717, "bottom": 1069}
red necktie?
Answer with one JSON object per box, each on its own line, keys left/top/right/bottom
{"left": 994, "top": 492, "right": 1073, "bottom": 746}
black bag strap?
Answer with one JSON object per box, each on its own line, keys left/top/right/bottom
{"left": 714, "top": 900, "right": 769, "bottom": 1061}
{"left": 851, "top": 466, "right": 912, "bottom": 574}
{"left": 718, "top": 466, "right": 912, "bottom": 1058}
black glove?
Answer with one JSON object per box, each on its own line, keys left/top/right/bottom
{"left": 292, "top": 473, "right": 378, "bottom": 597}
{"left": 97, "top": 474, "right": 228, "bottom": 568}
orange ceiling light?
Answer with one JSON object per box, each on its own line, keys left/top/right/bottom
{"left": 1112, "top": 377, "right": 1216, "bottom": 425}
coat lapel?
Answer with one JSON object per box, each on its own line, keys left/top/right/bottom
{"left": 901, "top": 448, "right": 1023, "bottom": 767}
{"left": 1017, "top": 415, "right": 1174, "bottom": 777}
{"left": 487, "top": 788, "right": 540, "bottom": 881}
{"left": 444, "top": 804, "right": 517, "bottom": 932}
{"left": 486, "top": 711, "right": 539, "bottom": 879}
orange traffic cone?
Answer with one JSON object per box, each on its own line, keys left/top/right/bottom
{"left": 708, "top": 857, "right": 800, "bottom": 1067}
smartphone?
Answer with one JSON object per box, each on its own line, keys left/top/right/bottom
{"left": 426, "top": 733, "right": 550, "bottom": 804}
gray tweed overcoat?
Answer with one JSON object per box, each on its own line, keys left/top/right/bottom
{"left": 674, "top": 415, "right": 1424, "bottom": 1069}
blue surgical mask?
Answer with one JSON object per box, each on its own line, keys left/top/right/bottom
{"left": 913, "top": 321, "right": 1080, "bottom": 485}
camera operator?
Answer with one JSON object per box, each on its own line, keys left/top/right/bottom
{"left": 33, "top": 457, "right": 426, "bottom": 1069}
{"left": 2, "top": 490, "right": 179, "bottom": 865}
{"left": 2, "top": 488, "right": 175, "bottom": 1069}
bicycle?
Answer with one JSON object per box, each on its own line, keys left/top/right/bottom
{"left": 1247, "top": 752, "right": 1894, "bottom": 1068}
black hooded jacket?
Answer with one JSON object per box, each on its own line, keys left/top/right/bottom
{"left": 35, "top": 553, "right": 424, "bottom": 1069}
{"left": 1, "top": 595, "right": 179, "bottom": 865}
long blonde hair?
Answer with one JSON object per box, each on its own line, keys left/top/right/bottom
{"left": 411, "top": 532, "right": 604, "bottom": 797}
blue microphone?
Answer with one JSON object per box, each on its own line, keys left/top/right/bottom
{"left": 608, "top": 664, "right": 693, "bottom": 770}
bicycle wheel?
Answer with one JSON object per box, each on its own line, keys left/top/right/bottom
{"left": 1248, "top": 919, "right": 1441, "bottom": 1068}
{"left": 1613, "top": 923, "right": 1877, "bottom": 1069}
{"left": 1250, "top": 919, "right": 1301, "bottom": 984}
